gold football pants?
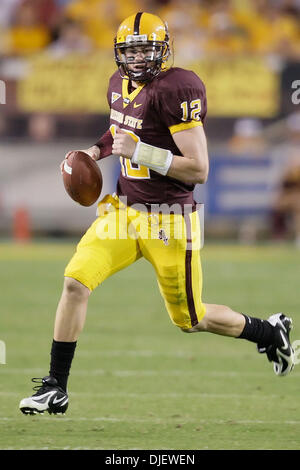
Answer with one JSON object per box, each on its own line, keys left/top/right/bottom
{"left": 64, "top": 195, "right": 206, "bottom": 329}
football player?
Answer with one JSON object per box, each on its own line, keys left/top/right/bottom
{"left": 20, "top": 12, "right": 295, "bottom": 415}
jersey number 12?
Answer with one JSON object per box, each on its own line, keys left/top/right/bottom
{"left": 180, "top": 99, "right": 201, "bottom": 122}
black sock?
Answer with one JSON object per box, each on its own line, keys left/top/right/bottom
{"left": 49, "top": 339, "right": 77, "bottom": 392}
{"left": 238, "top": 314, "right": 275, "bottom": 347}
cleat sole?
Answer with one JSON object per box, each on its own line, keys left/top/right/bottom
{"left": 21, "top": 407, "right": 66, "bottom": 416}
{"left": 20, "top": 407, "right": 43, "bottom": 415}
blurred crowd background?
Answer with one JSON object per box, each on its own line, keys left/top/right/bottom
{"left": 0, "top": 0, "right": 300, "bottom": 245}
{"left": 0, "top": 0, "right": 299, "bottom": 58}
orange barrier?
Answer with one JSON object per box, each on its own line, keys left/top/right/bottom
{"left": 13, "top": 207, "right": 31, "bottom": 242}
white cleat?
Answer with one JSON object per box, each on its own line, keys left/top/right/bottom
{"left": 20, "top": 376, "right": 68, "bottom": 415}
{"left": 257, "top": 313, "right": 295, "bottom": 376}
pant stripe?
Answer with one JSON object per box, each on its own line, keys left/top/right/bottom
{"left": 184, "top": 214, "right": 198, "bottom": 327}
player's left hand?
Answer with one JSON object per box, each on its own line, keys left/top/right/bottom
{"left": 112, "top": 127, "right": 137, "bottom": 159}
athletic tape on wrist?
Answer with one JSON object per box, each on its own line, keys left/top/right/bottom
{"left": 132, "top": 141, "right": 173, "bottom": 176}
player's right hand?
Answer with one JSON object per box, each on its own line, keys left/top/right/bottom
{"left": 60, "top": 146, "right": 100, "bottom": 174}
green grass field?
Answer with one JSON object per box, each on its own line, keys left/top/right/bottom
{"left": 1, "top": 241, "right": 300, "bottom": 450}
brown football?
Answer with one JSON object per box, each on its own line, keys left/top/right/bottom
{"left": 62, "top": 151, "right": 102, "bottom": 206}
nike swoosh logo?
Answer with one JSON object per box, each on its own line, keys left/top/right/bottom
{"left": 32, "top": 391, "right": 55, "bottom": 404}
{"left": 279, "top": 330, "right": 289, "bottom": 351}
{"left": 53, "top": 395, "right": 68, "bottom": 405}
{"left": 133, "top": 103, "right": 142, "bottom": 108}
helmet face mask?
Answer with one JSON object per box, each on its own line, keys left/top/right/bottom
{"left": 114, "top": 13, "right": 171, "bottom": 83}
{"left": 115, "top": 41, "right": 169, "bottom": 82}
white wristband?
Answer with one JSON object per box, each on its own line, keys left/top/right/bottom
{"left": 132, "top": 141, "right": 173, "bottom": 176}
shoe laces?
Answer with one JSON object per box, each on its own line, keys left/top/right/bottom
{"left": 31, "top": 377, "right": 48, "bottom": 395}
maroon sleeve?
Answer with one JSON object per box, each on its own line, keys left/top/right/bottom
{"left": 93, "top": 73, "right": 116, "bottom": 159}
{"left": 94, "top": 128, "right": 113, "bottom": 159}
{"left": 156, "top": 69, "right": 207, "bottom": 129}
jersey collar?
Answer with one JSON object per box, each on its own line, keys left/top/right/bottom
{"left": 122, "top": 77, "right": 145, "bottom": 109}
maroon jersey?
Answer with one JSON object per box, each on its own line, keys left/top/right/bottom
{"left": 96, "top": 67, "right": 207, "bottom": 209}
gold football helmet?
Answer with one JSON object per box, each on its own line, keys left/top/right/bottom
{"left": 114, "top": 12, "right": 171, "bottom": 82}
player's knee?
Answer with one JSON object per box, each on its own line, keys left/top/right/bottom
{"left": 63, "top": 277, "right": 90, "bottom": 300}
{"left": 180, "top": 327, "right": 193, "bottom": 333}
{"left": 180, "top": 319, "right": 208, "bottom": 333}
